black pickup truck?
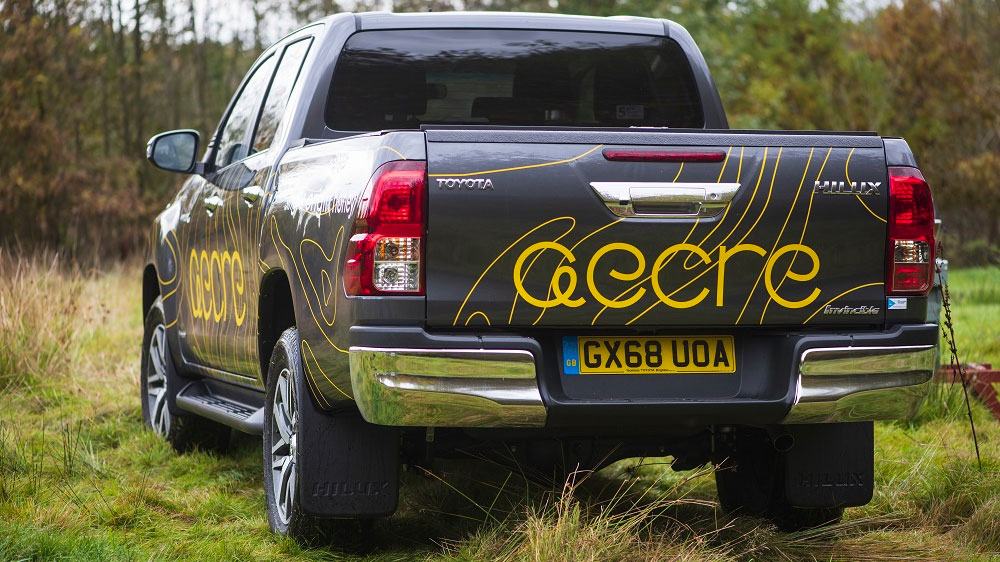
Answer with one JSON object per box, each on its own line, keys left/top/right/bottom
{"left": 142, "top": 11, "right": 938, "bottom": 537}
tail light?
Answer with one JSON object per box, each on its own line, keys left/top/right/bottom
{"left": 343, "top": 160, "right": 426, "bottom": 295}
{"left": 887, "top": 166, "right": 935, "bottom": 294}
{"left": 603, "top": 149, "right": 726, "bottom": 163}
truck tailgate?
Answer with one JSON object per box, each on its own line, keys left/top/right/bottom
{"left": 425, "top": 129, "right": 888, "bottom": 328}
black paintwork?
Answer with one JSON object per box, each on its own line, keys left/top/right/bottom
{"left": 883, "top": 137, "right": 920, "bottom": 168}
{"left": 426, "top": 136, "right": 888, "bottom": 328}
{"left": 144, "top": 11, "right": 927, "bottom": 419}
{"left": 422, "top": 127, "right": 883, "bottom": 146}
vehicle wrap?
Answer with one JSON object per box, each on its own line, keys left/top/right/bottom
{"left": 148, "top": 131, "right": 426, "bottom": 407}
{"left": 425, "top": 130, "right": 889, "bottom": 328}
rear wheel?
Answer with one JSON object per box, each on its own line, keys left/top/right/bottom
{"left": 266, "top": 360, "right": 301, "bottom": 531}
{"left": 140, "top": 297, "right": 230, "bottom": 452}
{"left": 263, "top": 328, "right": 371, "bottom": 543}
{"left": 714, "top": 427, "right": 843, "bottom": 531}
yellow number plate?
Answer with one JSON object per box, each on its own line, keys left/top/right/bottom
{"left": 562, "top": 336, "right": 735, "bottom": 375}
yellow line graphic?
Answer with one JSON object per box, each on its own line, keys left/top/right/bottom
{"left": 717, "top": 146, "right": 733, "bottom": 182}
{"left": 298, "top": 228, "right": 345, "bottom": 327}
{"left": 683, "top": 146, "right": 743, "bottom": 270}
{"left": 846, "top": 147, "right": 886, "bottom": 223}
{"left": 302, "top": 339, "right": 351, "bottom": 401}
{"left": 453, "top": 216, "right": 575, "bottom": 326}
{"left": 464, "top": 311, "right": 492, "bottom": 326}
{"left": 376, "top": 145, "right": 407, "bottom": 160}
{"left": 625, "top": 146, "right": 772, "bottom": 325}
{"left": 672, "top": 162, "right": 685, "bottom": 182}
{"left": 735, "top": 146, "right": 807, "bottom": 325}
{"left": 429, "top": 145, "right": 603, "bottom": 178}
{"left": 760, "top": 147, "right": 832, "bottom": 322}
{"left": 532, "top": 218, "right": 623, "bottom": 326}
{"left": 591, "top": 217, "right": 700, "bottom": 325}
{"left": 157, "top": 234, "right": 179, "bottom": 285}
{"left": 269, "top": 216, "right": 349, "bottom": 354}
{"left": 508, "top": 219, "right": 582, "bottom": 324}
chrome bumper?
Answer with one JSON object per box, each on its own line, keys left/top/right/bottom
{"left": 350, "top": 342, "right": 935, "bottom": 428}
{"left": 349, "top": 347, "right": 546, "bottom": 427}
{"left": 782, "top": 345, "right": 937, "bottom": 424}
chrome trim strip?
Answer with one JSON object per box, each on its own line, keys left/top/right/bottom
{"left": 783, "top": 345, "right": 936, "bottom": 424}
{"left": 349, "top": 347, "right": 546, "bottom": 427}
{"left": 589, "top": 181, "right": 740, "bottom": 218}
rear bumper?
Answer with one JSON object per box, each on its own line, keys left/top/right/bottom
{"left": 781, "top": 345, "right": 936, "bottom": 424}
{"left": 349, "top": 347, "right": 546, "bottom": 427}
{"left": 348, "top": 325, "right": 937, "bottom": 428}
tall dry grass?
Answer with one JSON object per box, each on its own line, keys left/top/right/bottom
{"left": 434, "top": 465, "right": 727, "bottom": 562}
{"left": 0, "top": 251, "right": 87, "bottom": 391}
{"left": 429, "top": 455, "right": 982, "bottom": 562}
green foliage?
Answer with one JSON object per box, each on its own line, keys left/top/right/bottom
{"left": 912, "top": 266, "right": 999, "bottom": 424}
{"left": 0, "top": 0, "right": 258, "bottom": 259}
{"left": 946, "top": 267, "right": 1000, "bottom": 367}
{"left": 1, "top": 0, "right": 998, "bottom": 263}
{"left": 947, "top": 267, "right": 1000, "bottom": 308}
{"left": 863, "top": 0, "right": 1000, "bottom": 262}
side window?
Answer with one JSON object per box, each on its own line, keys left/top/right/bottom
{"left": 215, "top": 55, "right": 277, "bottom": 168}
{"left": 253, "top": 38, "right": 312, "bottom": 153}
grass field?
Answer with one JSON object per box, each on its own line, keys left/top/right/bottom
{"left": 1, "top": 255, "right": 998, "bottom": 561}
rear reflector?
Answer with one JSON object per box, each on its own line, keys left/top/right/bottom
{"left": 344, "top": 160, "right": 426, "bottom": 295}
{"left": 887, "top": 166, "right": 935, "bottom": 295}
{"left": 603, "top": 149, "right": 726, "bottom": 163}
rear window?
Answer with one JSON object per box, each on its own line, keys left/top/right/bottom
{"left": 326, "top": 29, "right": 704, "bottom": 131}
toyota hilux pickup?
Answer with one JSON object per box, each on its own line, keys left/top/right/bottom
{"left": 141, "top": 11, "right": 938, "bottom": 538}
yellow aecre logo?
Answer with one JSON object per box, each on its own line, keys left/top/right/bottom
{"left": 512, "top": 241, "right": 821, "bottom": 311}
{"left": 187, "top": 248, "right": 248, "bottom": 326}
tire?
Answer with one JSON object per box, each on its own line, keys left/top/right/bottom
{"left": 715, "top": 427, "right": 843, "bottom": 531}
{"left": 262, "top": 328, "right": 366, "bottom": 543}
{"left": 140, "top": 296, "right": 230, "bottom": 453}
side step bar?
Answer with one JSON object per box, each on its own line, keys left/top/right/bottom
{"left": 175, "top": 379, "right": 265, "bottom": 435}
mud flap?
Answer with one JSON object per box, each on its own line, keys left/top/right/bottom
{"left": 295, "top": 372, "right": 400, "bottom": 518}
{"left": 781, "top": 422, "right": 874, "bottom": 508}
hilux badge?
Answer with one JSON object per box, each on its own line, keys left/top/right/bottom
{"left": 813, "top": 180, "right": 881, "bottom": 196}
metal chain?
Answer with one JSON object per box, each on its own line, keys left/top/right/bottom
{"left": 936, "top": 241, "right": 982, "bottom": 469}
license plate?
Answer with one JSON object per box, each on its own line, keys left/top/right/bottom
{"left": 562, "top": 336, "right": 735, "bottom": 375}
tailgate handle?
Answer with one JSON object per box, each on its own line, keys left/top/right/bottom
{"left": 589, "top": 182, "right": 740, "bottom": 219}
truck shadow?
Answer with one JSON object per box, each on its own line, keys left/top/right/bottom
{"left": 229, "top": 432, "right": 878, "bottom": 558}
{"left": 328, "top": 455, "right": 724, "bottom": 556}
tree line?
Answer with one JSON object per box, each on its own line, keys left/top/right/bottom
{"left": 1, "top": 0, "right": 997, "bottom": 264}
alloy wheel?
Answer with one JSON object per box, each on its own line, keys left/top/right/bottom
{"left": 270, "top": 367, "right": 298, "bottom": 525}
{"left": 146, "top": 324, "right": 171, "bottom": 437}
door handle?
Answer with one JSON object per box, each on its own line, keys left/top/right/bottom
{"left": 241, "top": 185, "right": 264, "bottom": 204}
{"left": 589, "top": 182, "right": 741, "bottom": 219}
{"left": 203, "top": 194, "right": 224, "bottom": 214}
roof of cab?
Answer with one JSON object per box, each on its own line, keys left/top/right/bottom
{"left": 348, "top": 11, "right": 668, "bottom": 36}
